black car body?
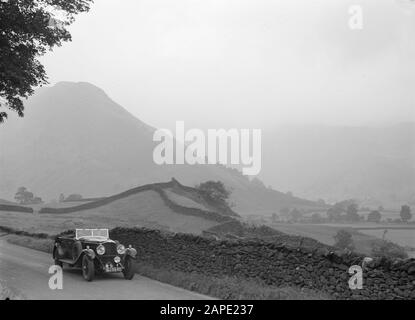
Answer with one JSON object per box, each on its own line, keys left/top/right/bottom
{"left": 53, "top": 229, "right": 137, "bottom": 281}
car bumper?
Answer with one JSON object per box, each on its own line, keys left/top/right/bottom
{"left": 96, "top": 255, "right": 125, "bottom": 272}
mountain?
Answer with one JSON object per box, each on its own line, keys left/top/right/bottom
{"left": 259, "top": 124, "right": 415, "bottom": 208}
{"left": 0, "top": 82, "right": 322, "bottom": 216}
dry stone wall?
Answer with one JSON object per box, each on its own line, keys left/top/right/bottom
{"left": 110, "top": 227, "right": 415, "bottom": 300}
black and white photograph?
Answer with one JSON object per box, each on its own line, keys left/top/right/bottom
{"left": 0, "top": 0, "right": 414, "bottom": 304}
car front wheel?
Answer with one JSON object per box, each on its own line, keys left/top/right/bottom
{"left": 123, "top": 256, "right": 135, "bottom": 280}
{"left": 53, "top": 248, "right": 63, "bottom": 268}
{"left": 54, "top": 259, "right": 63, "bottom": 268}
{"left": 82, "top": 255, "right": 95, "bottom": 282}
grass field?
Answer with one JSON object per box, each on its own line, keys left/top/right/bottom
{"left": 164, "top": 189, "right": 208, "bottom": 211}
{"left": 269, "top": 223, "right": 376, "bottom": 254}
{"left": 0, "top": 190, "right": 220, "bottom": 236}
{"left": 0, "top": 198, "right": 17, "bottom": 205}
{"left": 269, "top": 221, "right": 415, "bottom": 257}
{"left": 134, "top": 263, "right": 330, "bottom": 300}
{"left": 358, "top": 229, "right": 415, "bottom": 248}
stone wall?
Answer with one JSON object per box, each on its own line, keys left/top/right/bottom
{"left": 0, "top": 204, "right": 33, "bottom": 213}
{"left": 39, "top": 179, "right": 235, "bottom": 223}
{"left": 110, "top": 227, "right": 415, "bottom": 300}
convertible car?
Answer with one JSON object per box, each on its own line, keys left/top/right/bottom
{"left": 53, "top": 229, "right": 137, "bottom": 281}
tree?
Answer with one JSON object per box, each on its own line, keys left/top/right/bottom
{"left": 32, "top": 196, "right": 43, "bottom": 204}
{"left": 0, "top": 0, "right": 93, "bottom": 123}
{"left": 196, "top": 181, "right": 231, "bottom": 204}
{"left": 327, "top": 206, "right": 342, "bottom": 222}
{"left": 14, "top": 186, "right": 42, "bottom": 204}
{"left": 289, "top": 208, "right": 303, "bottom": 222}
{"left": 334, "top": 229, "right": 355, "bottom": 251}
{"left": 400, "top": 205, "right": 412, "bottom": 222}
{"left": 65, "top": 194, "right": 83, "bottom": 201}
{"left": 14, "top": 187, "right": 31, "bottom": 204}
{"left": 311, "top": 213, "right": 324, "bottom": 223}
{"left": 367, "top": 210, "right": 382, "bottom": 223}
{"left": 346, "top": 203, "right": 360, "bottom": 222}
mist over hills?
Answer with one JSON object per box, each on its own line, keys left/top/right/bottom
{"left": 259, "top": 123, "right": 415, "bottom": 208}
{"left": 0, "top": 82, "right": 320, "bottom": 215}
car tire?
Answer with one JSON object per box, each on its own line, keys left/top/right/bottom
{"left": 82, "top": 255, "right": 95, "bottom": 282}
{"left": 53, "top": 248, "right": 63, "bottom": 268}
{"left": 54, "top": 259, "right": 63, "bottom": 268}
{"left": 123, "top": 256, "right": 135, "bottom": 280}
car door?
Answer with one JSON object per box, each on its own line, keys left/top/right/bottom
{"left": 60, "top": 237, "right": 74, "bottom": 259}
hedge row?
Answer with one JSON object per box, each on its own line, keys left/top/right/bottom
{"left": 0, "top": 225, "right": 51, "bottom": 239}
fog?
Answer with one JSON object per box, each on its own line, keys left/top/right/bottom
{"left": 40, "top": 0, "right": 415, "bottom": 131}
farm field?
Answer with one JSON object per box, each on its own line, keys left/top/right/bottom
{"left": 324, "top": 222, "right": 415, "bottom": 248}
{"left": 269, "top": 223, "right": 377, "bottom": 254}
{"left": 358, "top": 229, "right": 415, "bottom": 248}
{"left": 269, "top": 222, "right": 415, "bottom": 257}
{"left": 0, "top": 190, "right": 220, "bottom": 236}
{"left": 301, "top": 209, "right": 404, "bottom": 221}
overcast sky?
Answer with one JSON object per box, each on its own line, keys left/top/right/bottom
{"left": 40, "top": 0, "right": 415, "bottom": 131}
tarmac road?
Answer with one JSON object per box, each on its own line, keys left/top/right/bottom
{"left": 0, "top": 239, "right": 211, "bottom": 300}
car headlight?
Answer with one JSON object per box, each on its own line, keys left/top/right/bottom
{"left": 117, "top": 244, "right": 126, "bottom": 255}
{"left": 114, "top": 256, "right": 121, "bottom": 264}
{"left": 96, "top": 244, "right": 105, "bottom": 255}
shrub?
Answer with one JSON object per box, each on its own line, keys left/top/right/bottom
{"left": 371, "top": 239, "right": 408, "bottom": 259}
{"left": 367, "top": 210, "right": 382, "bottom": 223}
{"left": 400, "top": 205, "right": 412, "bottom": 222}
{"left": 65, "top": 194, "right": 83, "bottom": 201}
{"left": 196, "top": 181, "right": 231, "bottom": 204}
{"left": 333, "top": 230, "right": 355, "bottom": 251}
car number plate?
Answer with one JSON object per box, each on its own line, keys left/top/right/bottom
{"left": 105, "top": 265, "right": 122, "bottom": 273}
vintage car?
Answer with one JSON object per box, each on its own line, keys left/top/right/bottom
{"left": 53, "top": 229, "right": 137, "bottom": 281}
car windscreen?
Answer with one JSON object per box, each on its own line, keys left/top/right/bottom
{"left": 92, "top": 229, "right": 109, "bottom": 239}
{"left": 76, "top": 229, "right": 93, "bottom": 239}
{"left": 75, "top": 229, "right": 109, "bottom": 239}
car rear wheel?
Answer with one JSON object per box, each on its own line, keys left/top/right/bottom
{"left": 82, "top": 255, "right": 95, "bottom": 282}
{"left": 123, "top": 256, "right": 135, "bottom": 280}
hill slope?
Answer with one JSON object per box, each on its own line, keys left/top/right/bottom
{"left": 0, "top": 199, "right": 16, "bottom": 205}
{"left": 0, "top": 82, "right": 322, "bottom": 215}
{"left": 0, "top": 180, "right": 237, "bottom": 235}
{"left": 260, "top": 124, "right": 415, "bottom": 207}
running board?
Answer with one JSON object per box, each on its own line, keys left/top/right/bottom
{"left": 59, "top": 259, "right": 77, "bottom": 265}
